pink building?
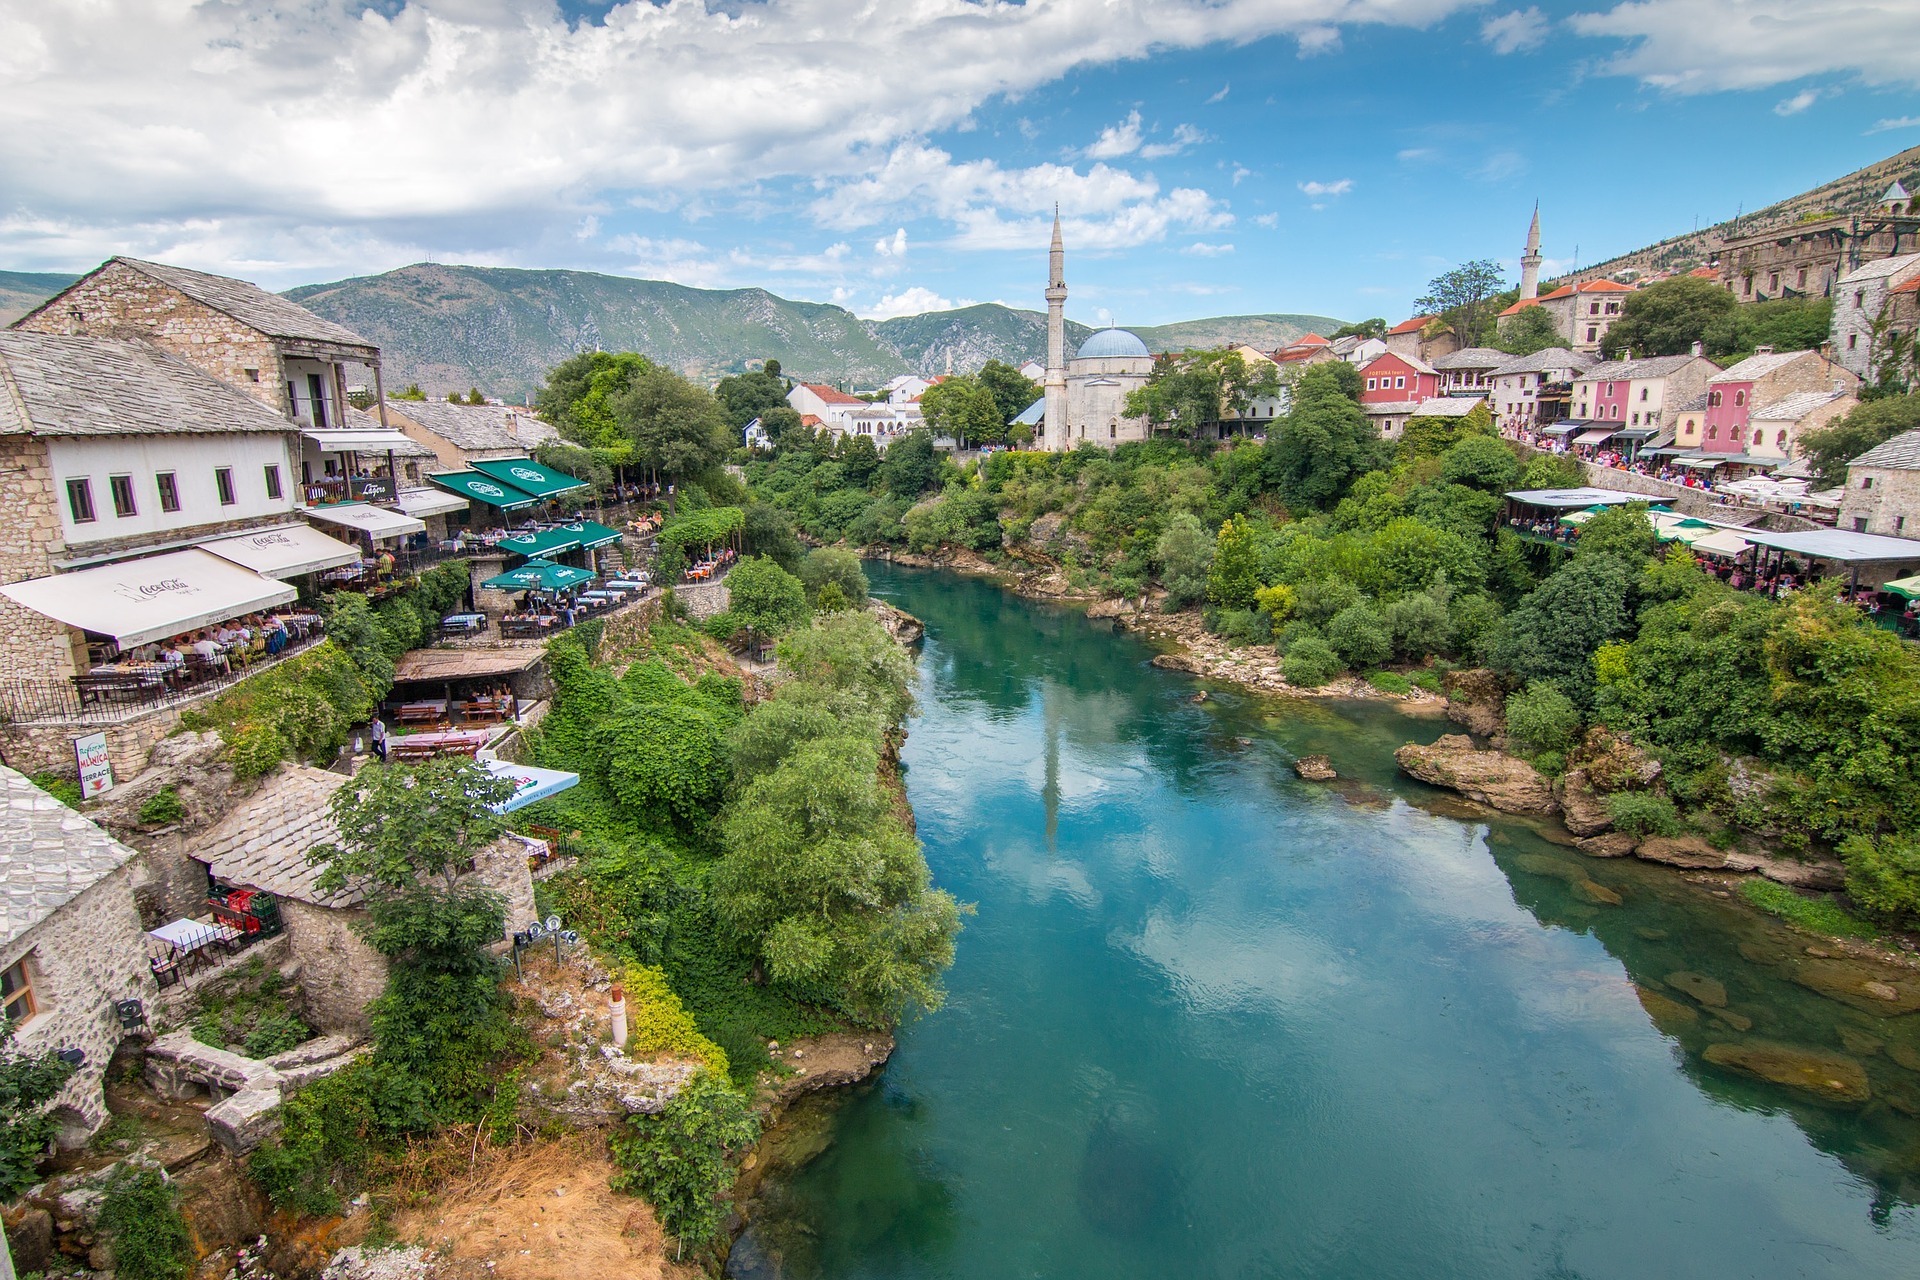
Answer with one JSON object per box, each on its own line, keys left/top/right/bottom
{"left": 1702, "top": 348, "right": 1859, "bottom": 457}
{"left": 1359, "top": 353, "right": 1440, "bottom": 404}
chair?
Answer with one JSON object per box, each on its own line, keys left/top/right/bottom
{"left": 148, "top": 953, "right": 181, "bottom": 989}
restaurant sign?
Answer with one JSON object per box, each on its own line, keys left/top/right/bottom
{"left": 351, "top": 476, "right": 396, "bottom": 502}
{"left": 74, "top": 731, "right": 114, "bottom": 798}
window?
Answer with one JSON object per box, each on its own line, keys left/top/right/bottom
{"left": 1, "top": 958, "right": 35, "bottom": 1024}
{"left": 1586, "top": 327, "right": 1597, "bottom": 342}
{"left": 156, "top": 472, "right": 180, "bottom": 513}
{"left": 1589, "top": 303, "right": 1600, "bottom": 316}
{"left": 1899, "top": 516, "right": 1907, "bottom": 533}
{"left": 1743, "top": 276, "right": 1753, "bottom": 296}
{"left": 1797, "top": 267, "right": 1808, "bottom": 288}
{"left": 307, "top": 372, "right": 330, "bottom": 430}
{"left": 1606, "top": 302, "right": 1619, "bottom": 315}
{"left": 1776, "top": 430, "right": 1787, "bottom": 448}
{"left": 1848, "top": 333, "right": 1858, "bottom": 351}
{"left": 264, "top": 465, "right": 282, "bottom": 500}
{"left": 1605, "top": 382, "right": 1614, "bottom": 396}
{"left": 1753, "top": 430, "right": 1763, "bottom": 446}
{"left": 1640, "top": 387, "right": 1649, "bottom": 401}
{"left": 1708, "top": 390, "right": 1722, "bottom": 407}
{"left": 1862, "top": 476, "right": 1874, "bottom": 489}
{"left": 1734, "top": 390, "right": 1745, "bottom": 407}
{"left": 66, "top": 477, "right": 96, "bottom": 523}
{"left": 1709, "top": 425, "right": 1719, "bottom": 440}
{"left": 215, "top": 467, "right": 236, "bottom": 506}
{"left": 1631, "top": 412, "right": 1640, "bottom": 425}
{"left": 245, "top": 368, "right": 260, "bottom": 383}
{"left": 1855, "top": 290, "right": 1866, "bottom": 308}
{"left": 1854, "top": 517, "right": 1869, "bottom": 532}
{"left": 1366, "top": 377, "right": 1377, "bottom": 391}
{"left": 109, "top": 474, "right": 136, "bottom": 518}
{"left": 1611, "top": 404, "right": 1621, "bottom": 419}
{"left": 1768, "top": 273, "right": 1779, "bottom": 293}
{"left": 1394, "top": 375, "right": 1405, "bottom": 389}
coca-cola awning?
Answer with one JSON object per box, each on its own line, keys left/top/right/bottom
{"left": 0, "top": 549, "right": 298, "bottom": 646}
{"left": 200, "top": 523, "right": 362, "bottom": 578}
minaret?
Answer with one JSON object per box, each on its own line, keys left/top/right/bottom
{"left": 1520, "top": 202, "right": 1543, "bottom": 301}
{"left": 1044, "top": 206, "right": 1068, "bottom": 451}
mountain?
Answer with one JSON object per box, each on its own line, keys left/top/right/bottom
{"left": 1556, "top": 144, "right": 1920, "bottom": 285}
{"left": 0, "top": 270, "right": 79, "bottom": 325}
{"left": 872, "top": 304, "right": 1097, "bottom": 375}
{"left": 285, "top": 264, "right": 908, "bottom": 396}
{"left": 1130, "top": 314, "right": 1345, "bottom": 353}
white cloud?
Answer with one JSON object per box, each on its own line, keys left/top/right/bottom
{"left": 1140, "top": 123, "right": 1210, "bottom": 159}
{"left": 1569, "top": 0, "right": 1920, "bottom": 92}
{"left": 1253, "top": 212, "right": 1279, "bottom": 228}
{"left": 1298, "top": 179, "right": 1354, "bottom": 197}
{"left": 1870, "top": 115, "right": 1920, "bottom": 133}
{"left": 0, "top": 0, "right": 1488, "bottom": 277}
{"left": 1397, "top": 147, "right": 1438, "bottom": 163}
{"left": 1206, "top": 83, "right": 1231, "bottom": 104}
{"left": 1482, "top": 8, "right": 1549, "bottom": 56}
{"left": 1183, "top": 241, "right": 1234, "bottom": 256}
{"left": 874, "top": 227, "right": 908, "bottom": 257}
{"left": 1297, "top": 25, "right": 1342, "bottom": 57}
{"left": 1087, "top": 110, "right": 1145, "bottom": 159}
{"left": 860, "top": 286, "right": 974, "bottom": 320}
{"left": 1232, "top": 165, "right": 1252, "bottom": 185}
{"left": 1774, "top": 88, "right": 1820, "bottom": 115}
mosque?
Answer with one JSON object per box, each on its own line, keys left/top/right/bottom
{"left": 1015, "top": 211, "right": 1155, "bottom": 451}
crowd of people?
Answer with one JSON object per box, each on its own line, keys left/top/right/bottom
{"left": 114, "top": 612, "right": 321, "bottom": 683}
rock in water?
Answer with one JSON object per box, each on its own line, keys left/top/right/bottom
{"left": 1633, "top": 835, "right": 1729, "bottom": 870}
{"left": 1791, "top": 957, "right": 1920, "bottom": 1016}
{"left": 1635, "top": 985, "right": 1699, "bottom": 1034}
{"left": 1393, "top": 735, "right": 1557, "bottom": 815}
{"left": 1294, "top": 754, "right": 1337, "bottom": 781}
{"left": 1666, "top": 971, "right": 1729, "bottom": 1008}
{"left": 1553, "top": 769, "right": 1613, "bottom": 836}
{"left": 1577, "top": 833, "right": 1638, "bottom": 859}
{"left": 1702, "top": 1041, "right": 1871, "bottom": 1103}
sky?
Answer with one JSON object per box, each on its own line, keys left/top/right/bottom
{"left": 3, "top": 1, "right": 1920, "bottom": 329}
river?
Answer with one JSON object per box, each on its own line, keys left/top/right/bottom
{"left": 729, "top": 563, "right": 1920, "bottom": 1279}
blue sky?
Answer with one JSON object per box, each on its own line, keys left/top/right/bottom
{"left": 3, "top": 1, "right": 1919, "bottom": 328}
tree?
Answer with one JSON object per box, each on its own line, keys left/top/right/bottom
{"left": 799, "top": 547, "right": 870, "bottom": 606}
{"left": 614, "top": 364, "right": 734, "bottom": 485}
{"left": 758, "top": 405, "right": 812, "bottom": 453}
{"left": 1486, "top": 557, "right": 1636, "bottom": 707}
{"left": 1496, "top": 304, "right": 1563, "bottom": 355}
{"left": 838, "top": 433, "right": 882, "bottom": 486}
{"left": 977, "top": 360, "right": 1041, "bottom": 427}
{"left": 1126, "top": 347, "right": 1280, "bottom": 437}
{"left": 1327, "top": 602, "right": 1391, "bottom": 668}
{"left": 600, "top": 702, "right": 731, "bottom": 827}
{"left": 1208, "top": 514, "right": 1260, "bottom": 609}
{"left": 394, "top": 383, "right": 426, "bottom": 400}
{"left": 741, "top": 502, "right": 805, "bottom": 573}
{"left": 1573, "top": 503, "right": 1660, "bottom": 567}
{"left": 723, "top": 556, "right": 810, "bottom": 642}
{"left": 312, "top": 757, "right": 516, "bottom": 895}
{"left": 1415, "top": 260, "right": 1508, "bottom": 348}
{"left": 1331, "top": 319, "right": 1386, "bottom": 340}
{"left": 918, "top": 376, "right": 1003, "bottom": 447}
{"left": 611, "top": 1071, "right": 760, "bottom": 1254}
{"left": 1601, "top": 275, "right": 1736, "bottom": 358}
{"left": 1505, "top": 682, "right": 1581, "bottom": 756}
{"left": 1703, "top": 296, "right": 1831, "bottom": 362}
{"left": 0, "top": 1018, "right": 75, "bottom": 1198}
{"left": 537, "top": 351, "right": 653, "bottom": 451}
{"left": 713, "top": 367, "right": 791, "bottom": 429}
{"left": 534, "top": 440, "right": 613, "bottom": 502}
{"left": 1263, "top": 362, "right": 1390, "bottom": 510}
{"left": 466, "top": 387, "right": 485, "bottom": 405}
{"left": 880, "top": 430, "right": 940, "bottom": 496}
{"left": 1401, "top": 402, "right": 1495, "bottom": 460}
{"left": 1796, "top": 392, "right": 1920, "bottom": 486}
{"left": 1441, "top": 435, "right": 1521, "bottom": 492}
{"left": 1155, "top": 512, "right": 1213, "bottom": 608}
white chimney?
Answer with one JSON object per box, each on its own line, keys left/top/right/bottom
{"left": 1755, "top": 345, "right": 1774, "bottom": 356}
{"left": 1690, "top": 340, "right": 1704, "bottom": 357}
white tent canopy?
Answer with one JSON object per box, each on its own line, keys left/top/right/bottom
{"left": 200, "top": 524, "right": 361, "bottom": 578}
{"left": 0, "top": 549, "right": 297, "bottom": 647}
{"left": 394, "top": 488, "right": 469, "bottom": 518}
{"left": 1689, "top": 529, "right": 1753, "bottom": 558}
{"left": 304, "top": 503, "right": 426, "bottom": 540}
{"left": 303, "top": 428, "right": 419, "bottom": 452}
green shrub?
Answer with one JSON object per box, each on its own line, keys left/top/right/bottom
{"left": 1504, "top": 682, "right": 1580, "bottom": 755}
{"left": 1273, "top": 620, "right": 1321, "bottom": 656}
{"left": 137, "top": 787, "right": 186, "bottom": 827}
{"left": 1367, "top": 671, "right": 1412, "bottom": 695}
{"left": 1605, "top": 790, "right": 1681, "bottom": 838}
{"left": 610, "top": 1071, "right": 760, "bottom": 1253}
{"left": 28, "top": 771, "right": 83, "bottom": 807}
{"left": 1283, "top": 636, "right": 1343, "bottom": 687}
{"left": 226, "top": 723, "right": 289, "bottom": 781}
{"left": 1838, "top": 832, "right": 1920, "bottom": 927}
{"left": 1531, "top": 750, "right": 1565, "bottom": 777}
{"left": 1409, "top": 670, "right": 1442, "bottom": 694}
{"left": 1738, "top": 879, "right": 1877, "bottom": 939}
{"left": 0, "top": 1021, "right": 75, "bottom": 1198}
{"left": 96, "top": 1167, "right": 193, "bottom": 1280}
{"left": 1327, "top": 603, "right": 1392, "bottom": 668}
{"left": 1213, "top": 608, "right": 1272, "bottom": 646}
{"left": 622, "top": 966, "right": 730, "bottom": 1078}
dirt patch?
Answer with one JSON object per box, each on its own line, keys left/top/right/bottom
{"left": 386, "top": 1134, "right": 701, "bottom": 1280}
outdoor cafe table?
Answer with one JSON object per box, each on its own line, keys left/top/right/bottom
{"left": 390, "top": 729, "right": 489, "bottom": 759}
{"left": 396, "top": 698, "right": 449, "bottom": 725}
{"left": 440, "top": 612, "right": 487, "bottom": 634}
{"left": 149, "top": 917, "right": 243, "bottom": 969}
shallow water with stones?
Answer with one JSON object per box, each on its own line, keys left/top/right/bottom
{"left": 728, "top": 562, "right": 1920, "bottom": 1280}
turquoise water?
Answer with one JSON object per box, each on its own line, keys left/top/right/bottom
{"left": 730, "top": 564, "right": 1920, "bottom": 1279}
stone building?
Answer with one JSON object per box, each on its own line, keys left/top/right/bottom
{"left": 1701, "top": 348, "right": 1858, "bottom": 458}
{"left": 194, "top": 763, "right": 540, "bottom": 1033}
{"left": 1383, "top": 316, "right": 1460, "bottom": 364}
{"left": 1837, "top": 429, "right": 1920, "bottom": 538}
{"left": 0, "top": 766, "right": 155, "bottom": 1144}
{"left": 1829, "top": 251, "right": 1920, "bottom": 383}
{"left": 1430, "top": 348, "right": 1509, "bottom": 398}
{"left": 1038, "top": 215, "right": 1154, "bottom": 450}
{"left": 1572, "top": 353, "right": 1721, "bottom": 435}
{"left": 1488, "top": 348, "right": 1592, "bottom": 432}
{"left": 1715, "top": 183, "right": 1920, "bottom": 303}
{"left": 0, "top": 332, "right": 358, "bottom": 690}
{"left": 383, "top": 398, "right": 560, "bottom": 473}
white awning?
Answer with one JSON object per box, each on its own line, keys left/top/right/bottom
{"left": 0, "top": 550, "right": 297, "bottom": 647}
{"left": 303, "top": 428, "right": 419, "bottom": 452}
{"left": 1689, "top": 529, "right": 1752, "bottom": 558}
{"left": 304, "top": 503, "right": 426, "bottom": 540}
{"left": 200, "top": 524, "right": 362, "bottom": 578}
{"left": 394, "top": 488, "right": 469, "bottom": 518}
{"left": 1573, "top": 428, "right": 1617, "bottom": 445}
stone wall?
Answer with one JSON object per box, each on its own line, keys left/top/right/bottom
{"left": 0, "top": 435, "right": 85, "bottom": 684}
{"left": 4, "top": 865, "right": 157, "bottom": 1144}
{"left": 1838, "top": 463, "right": 1920, "bottom": 537}
{"left": 0, "top": 704, "right": 185, "bottom": 788}
{"left": 279, "top": 900, "right": 389, "bottom": 1035}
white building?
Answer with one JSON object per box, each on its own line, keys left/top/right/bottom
{"left": 1488, "top": 347, "right": 1592, "bottom": 432}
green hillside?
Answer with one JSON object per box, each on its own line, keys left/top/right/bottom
{"left": 0, "top": 270, "right": 79, "bottom": 326}
{"left": 1130, "top": 313, "right": 1344, "bottom": 353}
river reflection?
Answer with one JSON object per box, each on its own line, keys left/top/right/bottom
{"left": 729, "top": 564, "right": 1920, "bottom": 1280}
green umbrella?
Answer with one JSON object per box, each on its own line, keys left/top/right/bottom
{"left": 480, "top": 560, "right": 595, "bottom": 591}
{"left": 1881, "top": 573, "right": 1920, "bottom": 601}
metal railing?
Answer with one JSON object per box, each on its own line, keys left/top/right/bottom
{"left": 0, "top": 632, "right": 328, "bottom": 726}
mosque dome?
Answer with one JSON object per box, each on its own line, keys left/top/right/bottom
{"left": 1075, "top": 327, "right": 1151, "bottom": 359}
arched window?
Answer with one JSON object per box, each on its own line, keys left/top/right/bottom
{"left": 1708, "top": 425, "right": 1719, "bottom": 439}
{"left": 1734, "top": 390, "right": 1745, "bottom": 407}
{"left": 1752, "top": 429, "right": 1763, "bottom": 446}
{"left": 1776, "top": 430, "right": 1788, "bottom": 448}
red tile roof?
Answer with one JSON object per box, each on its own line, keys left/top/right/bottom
{"left": 1293, "top": 332, "right": 1331, "bottom": 346}
{"left": 1500, "top": 298, "right": 1542, "bottom": 317}
{"left": 1690, "top": 267, "right": 1719, "bottom": 279}
{"left": 1387, "top": 316, "right": 1434, "bottom": 335}
{"left": 1892, "top": 276, "right": 1920, "bottom": 295}
{"left": 1576, "top": 279, "right": 1635, "bottom": 293}
{"left": 799, "top": 382, "right": 866, "bottom": 405}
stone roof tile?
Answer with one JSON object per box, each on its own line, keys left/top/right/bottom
{"left": 0, "top": 766, "right": 138, "bottom": 950}
{"left": 196, "top": 765, "right": 363, "bottom": 908}
{"left": 115, "top": 258, "right": 376, "bottom": 351}
{"left": 0, "top": 332, "right": 301, "bottom": 438}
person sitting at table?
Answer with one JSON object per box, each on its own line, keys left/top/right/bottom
{"left": 190, "top": 632, "right": 229, "bottom": 672}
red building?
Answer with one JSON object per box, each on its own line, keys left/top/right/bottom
{"left": 1359, "top": 353, "right": 1441, "bottom": 404}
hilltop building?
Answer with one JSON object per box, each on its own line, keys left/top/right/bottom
{"left": 1829, "top": 251, "right": 1920, "bottom": 384}
{"left": 1715, "top": 182, "right": 1920, "bottom": 303}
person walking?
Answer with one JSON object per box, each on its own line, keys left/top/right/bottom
{"left": 370, "top": 715, "right": 388, "bottom": 762}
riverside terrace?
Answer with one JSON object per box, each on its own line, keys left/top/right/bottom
{"left": 1504, "top": 488, "right": 1920, "bottom": 636}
